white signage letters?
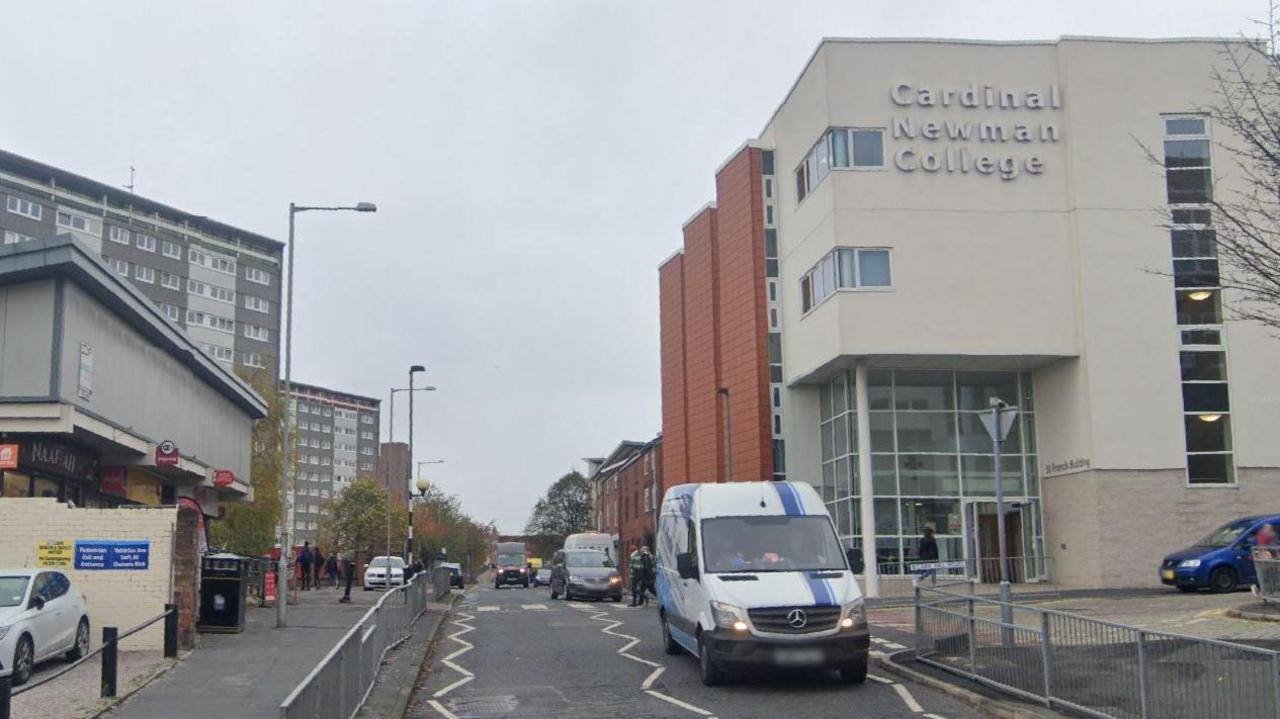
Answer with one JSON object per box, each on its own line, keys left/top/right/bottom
{"left": 889, "top": 82, "right": 1062, "bottom": 181}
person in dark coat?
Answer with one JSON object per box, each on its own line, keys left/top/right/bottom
{"left": 325, "top": 553, "right": 339, "bottom": 588}
{"left": 917, "top": 527, "right": 940, "bottom": 581}
{"left": 299, "top": 542, "right": 314, "bottom": 591}
{"left": 312, "top": 549, "right": 325, "bottom": 589}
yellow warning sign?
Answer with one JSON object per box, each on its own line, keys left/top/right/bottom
{"left": 37, "top": 540, "right": 73, "bottom": 568}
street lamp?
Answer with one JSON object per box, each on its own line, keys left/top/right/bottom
{"left": 411, "top": 461, "right": 445, "bottom": 563}
{"left": 385, "top": 384, "right": 436, "bottom": 559}
{"left": 278, "top": 201, "right": 377, "bottom": 629}
{"left": 408, "top": 365, "right": 426, "bottom": 499}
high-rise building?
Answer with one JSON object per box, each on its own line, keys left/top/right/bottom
{"left": 659, "top": 37, "right": 1280, "bottom": 589}
{"left": 289, "top": 382, "right": 381, "bottom": 544}
{"left": 0, "top": 149, "right": 283, "bottom": 374}
{"left": 376, "top": 441, "right": 410, "bottom": 505}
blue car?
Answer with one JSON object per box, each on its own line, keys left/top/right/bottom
{"left": 1160, "top": 515, "right": 1280, "bottom": 593}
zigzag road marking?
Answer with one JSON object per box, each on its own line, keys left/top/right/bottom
{"left": 432, "top": 612, "right": 476, "bottom": 699}
{"left": 426, "top": 699, "right": 460, "bottom": 719}
{"left": 587, "top": 608, "right": 713, "bottom": 716}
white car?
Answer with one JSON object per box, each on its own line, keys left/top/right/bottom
{"left": 363, "top": 556, "right": 406, "bottom": 591}
{"left": 0, "top": 569, "right": 91, "bottom": 685}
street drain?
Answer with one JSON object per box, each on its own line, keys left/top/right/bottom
{"left": 446, "top": 695, "right": 520, "bottom": 717}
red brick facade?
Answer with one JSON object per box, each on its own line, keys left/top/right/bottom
{"left": 618, "top": 439, "right": 662, "bottom": 578}
{"left": 659, "top": 147, "right": 772, "bottom": 488}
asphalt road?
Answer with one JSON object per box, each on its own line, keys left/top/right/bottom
{"left": 408, "top": 582, "right": 984, "bottom": 719}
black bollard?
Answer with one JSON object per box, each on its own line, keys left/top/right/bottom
{"left": 101, "top": 627, "right": 118, "bottom": 698}
{"left": 164, "top": 604, "right": 178, "bottom": 658}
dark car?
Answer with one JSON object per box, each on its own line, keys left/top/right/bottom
{"left": 440, "top": 562, "right": 464, "bottom": 589}
{"left": 550, "top": 549, "right": 622, "bottom": 602}
{"left": 1160, "top": 514, "right": 1280, "bottom": 592}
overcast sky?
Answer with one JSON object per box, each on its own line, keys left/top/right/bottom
{"left": 0, "top": 1, "right": 1261, "bottom": 531}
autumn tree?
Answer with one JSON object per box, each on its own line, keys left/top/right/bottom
{"left": 209, "top": 368, "right": 288, "bottom": 555}
{"left": 524, "top": 471, "right": 591, "bottom": 538}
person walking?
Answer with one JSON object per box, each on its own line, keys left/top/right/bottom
{"left": 628, "top": 547, "right": 645, "bottom": 606}
{"left": 298, "top": 542, "right": 313, "bottom": 591}
{"left": 641, "top": 546, "right": 656, "bottom": 603}
{"left": 325, "top": 552, "right": 339, "bottom": 589}
{"left": 917, "top": 527, "right": 940, "bottom": 583}
{"left": 312, "top": 548, "right": 324, "bottom": 590}
{"left": 339, "top": 546, "right": 356, "bottom": 603}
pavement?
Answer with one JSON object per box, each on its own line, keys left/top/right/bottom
{"left": 10, "top": 651, "right": 174, "bottom": 719}
{"left": 100, "top": 582, "right": 387, "bottom": 719}
{"left": 408, "top": 581, "right": 990, "bottom": 719}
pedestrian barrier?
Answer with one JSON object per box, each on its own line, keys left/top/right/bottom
{"left": 1254, "top": 548, "right": 1280, "bottom": 604}
{"left": 0, "top": 604, "right": 177, "bottom": 719}
{"left": 912, "top": 581, "right": 1280, "bottom": 718}
{"left": 278, "top": 568, "right": 451, "bottom": 719}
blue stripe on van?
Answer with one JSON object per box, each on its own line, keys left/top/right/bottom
{"left": 773, "top": 482, "right": 804, "bottom": 516}
{"left": 807, "top": 573, "right": 837, "bottom": 606}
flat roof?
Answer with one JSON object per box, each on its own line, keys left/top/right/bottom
{"left": 288, "top": 380, "right": 382, "bottom": 407}
{"left": 0, "top": 234, "right": 268, "bottom": 417}
{"left": 0, "top": 148, "right": 283, "bottom": 252}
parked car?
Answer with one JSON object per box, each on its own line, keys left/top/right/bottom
{"left": 363, "top": 556, "right": 406, "bottom": 591}
{"left": 1161, "top": 514, "right": 1280, "bottom": 593}
{"left": 0, "top": 569, "right": 91, "bottom": 685}
{"left": 439, "top": 562, "right": 465, "bottom": 589}
{"left": 534, "top": 568, "right": 552, "bottom": 587}
{"left": 656, "top": 481, "right": 868, "bottom": 687}
{"left": 549, "top": 549, "right": 623, "bottom": 602}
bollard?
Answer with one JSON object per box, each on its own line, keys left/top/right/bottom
{"left": 164, "top": 603, "right": 178, "bottom": 658}
{"left": 101, "top": 627, "right": 118, "bottom": 698}
{"left": 0, "top": 673, "right": 11, "bottom": 719}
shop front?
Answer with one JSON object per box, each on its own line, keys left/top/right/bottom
{"left": 0, "top": 435, "right": 124, "bottom": 506}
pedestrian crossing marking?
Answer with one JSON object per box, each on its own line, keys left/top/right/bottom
{"left": 870, "top": 650, "right": 886, "bottom": 658}
{"left": 521, "top": 604, "right": 548, "bottom": 610}
{"left": 871, "top": 637, "right": 907, "bottom": 650}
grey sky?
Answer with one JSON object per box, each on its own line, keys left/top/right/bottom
{"left": 0, "top": 1, "right": 1260, "bottom": 531}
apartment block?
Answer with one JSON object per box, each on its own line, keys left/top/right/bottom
{"left": 289, "top": 382, "right": 381, "bottom": 544}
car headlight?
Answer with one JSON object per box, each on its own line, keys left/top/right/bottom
{"left": 0, "top": 624, "right": 9, "bottom": 640}
{"left": 841, "top": 599, "right": 865, "bottom": 629}
{"left": 711, "top": 600, "right": 748, "bottom": 631}
{"left": 569, "top": 575, "right": 582, "bottom": 583}
{"left": 1179, "top": 559, "right": 1202, "bottom": 568}
{"left": 609, "top": 575, "right": 621, "bottom": 585}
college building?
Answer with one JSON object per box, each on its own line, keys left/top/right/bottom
{"left": 658, "top": 37, "right": 1280, "bottom": 589}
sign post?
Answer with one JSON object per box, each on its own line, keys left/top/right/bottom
{"left": 979, "top": 399, "right": 1019, "bottom": 646}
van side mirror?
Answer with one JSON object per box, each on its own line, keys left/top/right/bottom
{"left": 676, "top": 552, "right": 698, "bottom": 580}
{"left": 846, "top": 549, "right": 864, "bottom": 574}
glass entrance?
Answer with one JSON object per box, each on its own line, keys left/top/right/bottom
{"left": 964, "top": 499, "right": 1040, "bottom": 583}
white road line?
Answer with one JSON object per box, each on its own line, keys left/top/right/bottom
{"left": 893, "top": 683, "right": 925, "bottom": 713}
{"left": 882, "top": 641, "right": 907, "bottom": 650}
{"left": 433, "top": 612, "right": 477, "bottom": 699}
{"left": 924, "top": 714, "right": 949, "bottom": 719}
{"left": 521, "top": 604, "right": 548, "bottom": 610}
{"left": 867, "top": 673, "right": 896, "bottom": 685}
{"left": 645, "top": 689, "right": 715, "bottom": 716}
{"left": 476, "top": 605, "right": 499, "bottom": 612}
{"left": 641, "top": 666, "right": 665, "bottom": 690}
{"left": 870, "top": 650, "right": 887, "bottom": 658}
{"left": 427, "top": 699, "right": 460, "bottom": 719}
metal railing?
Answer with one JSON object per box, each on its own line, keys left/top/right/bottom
{"left": 0, "top": 604, "right": 178, "bottom": 719}
{"left": 278, "top": 568, "right": 451, "bottom": 719}
{"left": 913, "top": 582, "right": 1280, "bottom": 718}
{"left": 1255, "top": 548, "right": 1280, "bottom": 603}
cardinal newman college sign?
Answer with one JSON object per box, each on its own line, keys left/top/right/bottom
{"left": 889, "top": 82, "right": 1063, "bottom": 181}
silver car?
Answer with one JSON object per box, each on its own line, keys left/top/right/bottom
{"left": 0, "top": 569, "right": 91, "bottom": 685}
{"left": 549, "top": 550, "right": 623, "bottom": 602}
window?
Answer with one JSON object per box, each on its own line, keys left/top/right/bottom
{"left": 244, "top": 295, "right": 270, "bottom": 313}
{"left": 802, "top": 248, "right": 893, "bottom": 311}
{"left": 1164, "top": 116, "right": 1212, "bottom": 205}
{"left": 797, "top": 128, "right": 887, "bottom": 203}
{"left": 360, "top": 414, "right": 375, "bottom": 424}
{"left": 243, "top": 352, "right": 267, "bottom": 369}
{"left": 6, "top": 195, "right": 42, "bottom": 220}
{"left": 135, "top": 233, "right": 156, "bottom": 252}
{"left": 134, "top": 265, "right": 155, "bottom": 284}
{"left": 189, "top": 247, "right": 207, "bottom": 264}
{"left": 243, "top": 324, "right": 270, "bottom": 342}
{"left": 108, "top": 258, "right": 129, "bottom": 276}
{"left": 159, "top": 303, "right": 181, "bottom": 322}
{"left": 201, "top": 343, "right": 234, "bottom": 362}
{"left": 3, "top": 230, "right": 35, "bottom": 245}
{"left": 187, "top": 310, "right": 234, "bottom": 333}
{"left": 161, "top": 240, "right": 182, "bottom": 259}
{"left": 160, "top": 272, "right": 181, "bottom": 290}
{"left": 57, "top": 210, "right": 102, "bottom": 236}
{"left": 188, "top": 278, "right": 235, "bottom": 304}
{"left": 245, "top": 266, "right": 271, "bottom": 285}
{"left": 108, "top": 226, "right": 130, "bottom": 245}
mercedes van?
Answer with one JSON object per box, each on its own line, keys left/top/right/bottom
{"left": 655, "top": 481, "right": 869, "bottom": 686}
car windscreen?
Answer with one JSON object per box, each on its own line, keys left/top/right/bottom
{"left": 0, "top": 577, "right": 29, "bottom": 607}
{"left": 497, "top": 553, "right": 525, "bottom": 566}
{"left": 1197, "top": 519, "right": 1256, "bottom": 548}
{"left": 369, "top": 557, "right": 405, "bottom": 569}
{"left": 565, "top": 551, "right": 615, "bottom": 568}
{"left": 702, "top": 515, "right": 845, "bottom": 573}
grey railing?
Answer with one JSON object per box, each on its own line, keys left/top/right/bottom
{"left": 278, "top": 568, "right": 451, "bottom": 719}
{"left": 913, "top": 581, "right": 1280, "bottom": 719}
{"left": 1255, "top": 548, "right": 1280, "bottom": 604}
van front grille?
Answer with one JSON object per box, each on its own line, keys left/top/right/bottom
{"left": 748, "top": 605, "right": 841, "bottom": 634}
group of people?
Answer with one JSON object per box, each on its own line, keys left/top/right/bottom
{"left": 627, "top": 546, "right": 655, "bottom": 607}
{"left": 295, "top": 541, "right": 342, "bottom": 590}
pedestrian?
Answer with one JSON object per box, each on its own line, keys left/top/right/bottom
{"left": 641, "top": 546, "right": 656, "bottom": 603}
{"left": 339, "top": 546, "right": 356, "bottom": 603}
{"left": 312, "top": 548, "right": 324, "bottom": 590}
{"left": 299, "top": 542, "right": 313, "bottom": 591}
{"left": 325, "top": 552, "right": 339, "bottom": 589}
{"left": 526, "top": 562, "right": 534, "bottom": 588}
{"left": 917, "top": 527, "right": 939, "bottom": 583}
{"left": 628, "top": 547, "right": 645, "bottom": 606}
{"left": 1252, "top": 524, "right": 1279, "bottom": 597}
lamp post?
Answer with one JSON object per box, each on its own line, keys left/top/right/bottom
{"left": 412, "top": 460, "right": 445, "bottom": 563}
{"left": 716, "top": 388, "right": 733, "bottom": 483}
{"left": 278, "top": 201, "right": 376, "bottom": 629}
{"left": 408, "top": 365, "right": 426, "bottom": 502}
{"left": 385, "top": 384, "right": 435, "bottom": 560}
{"left": 979, "top": 397, "right": 1019, "bottom": 646}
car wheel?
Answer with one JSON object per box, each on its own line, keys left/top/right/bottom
{"left": 66, "top": 617, "right": 90, "bottom": 661}
{"left": 1177, "top": 585, "right": 1198, "bottom": 593}
{"left": 1209, "top": 566, "right": 1238, "bottom": 593}
{"left": 13, "top": 634, "right": 33, "bottom": 686}
{"left": 698, "top": 633, "right": 724, "bottom": 686}
{"left": 839, "top": 656, "right": 868, "bottom": 685}
{"left": 661, "top": 614, "right": 682, "bottom": 655}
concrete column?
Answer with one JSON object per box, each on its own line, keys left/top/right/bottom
{"left": 854, "top": 363, "right": 878, "bottom": 598}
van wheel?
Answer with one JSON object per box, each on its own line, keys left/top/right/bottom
{"left": 698, "top": 633, "right": 724, "bottom": 686}
{"left": 839, "top": 656, "right": 868, "bottom": 685}
{"left": 1209, "top": 566, "right": 1238, "bottom": 593}
{"left": 661, "top": 615, "right": 681, "bottom": 655}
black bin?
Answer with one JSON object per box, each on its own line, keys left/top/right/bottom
{"left": 198, "top": 553, "right": 247, "bottom": 633}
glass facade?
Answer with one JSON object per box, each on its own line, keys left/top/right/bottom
{"left": 819, "top": 368, "right": 1043, "bottom": 578}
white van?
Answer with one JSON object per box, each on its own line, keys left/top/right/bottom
{"left": 655, "top": 481, "right": 869, "bottom": 686}
{"left": 563, "top": 532, "right": 616, "bottom": 561}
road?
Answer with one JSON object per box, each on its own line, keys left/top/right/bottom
{"left": 408, "top": 582, "right": 983, "bottom": 719}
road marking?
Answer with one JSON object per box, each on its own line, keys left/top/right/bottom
{"left": 433, "top": 612, "right": 476, "bottom": 698}
{"left": 641, "top": 666, "right": 665, "bottom": 690}
{"left": 882, "top": 641, "right": 907, "bottom": 650}
{"left": 645, "top": 689, "right": 715, "bottom": 716}
{"left": 867, "top": 673, "right": 896, "bottom": 685}
{"left": 870, "top": 650, "right": 886, "bottom": 658}
{"left": 521, "top": 604, "right": 548, "bottom": 610}
{"left": 924, "top": 714, "right": 949, "bottom": 719}
{"left": 477, "top": 605, "right": 499, "bottom": 612}
{"left": 893, "top": 683, "right": 925, "bottom": 713}
{"left": 427, "top": 699, "right": 460, "bottom": 719}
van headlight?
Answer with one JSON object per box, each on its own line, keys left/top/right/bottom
{"left": 711, "top": 601, "right": 749, "bottom": 631}
{"left": 1179, "top": 559, "right": 1201, "bottom": 568}
{"left": 841, "top": 599, "right": 865, "bottom": 629}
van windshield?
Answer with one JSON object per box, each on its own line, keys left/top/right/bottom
{"left": 1196, "top": 519, "right": 1256, "bottom": 548}
{"left": 497, "top": 553, "right": 525, "bottom": 566}
{"left": 565, "top": 551, "right": 615, "bottom": 568}
{"left": 702, "top": 516, "right": 845, "bottom": 573}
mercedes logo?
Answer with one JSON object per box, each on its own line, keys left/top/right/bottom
{"left": 787, "top": 608, "right": 808, "bottom": 629}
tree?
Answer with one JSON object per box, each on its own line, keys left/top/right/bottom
{"left": 524, "top": 471, "right": 591, "bottom": 537}
{"left": 320, "top": 477, "right": 402, "bottom": 557}
{"left": 209, "top": 368, "right": 287, "bottom": 555}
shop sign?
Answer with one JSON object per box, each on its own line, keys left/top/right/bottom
{"left": 74, "top": 540, "right": 150, "bottom": 570}
{"left": 155, "top": 440, "right": 180, "bottom": 467}
{"left": 26, "top": 439, "right": 97, "bottom": 482}
{"left": 100, "top": 467, "right": 127, "bottom": 495}
{"left": 36, "top": 540, "right": 73, "bottom": 568}
{"left": 0, "top": 444, "right": 17, "bottom": 470}
{"left": 214, "top": 469, "right": 236, "bottom": 488}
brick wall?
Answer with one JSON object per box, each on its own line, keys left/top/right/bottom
{"left": 0, "top": 499, "right": 181, "bottom": 650}
{"left": 659, "top": 255, "right": 689, "bottom": 488}
{"left": 682, "top": 208, "right": 723, "bottom": 483}
{"left": 172, "top": 507, "right": 199, "bottom": 649}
